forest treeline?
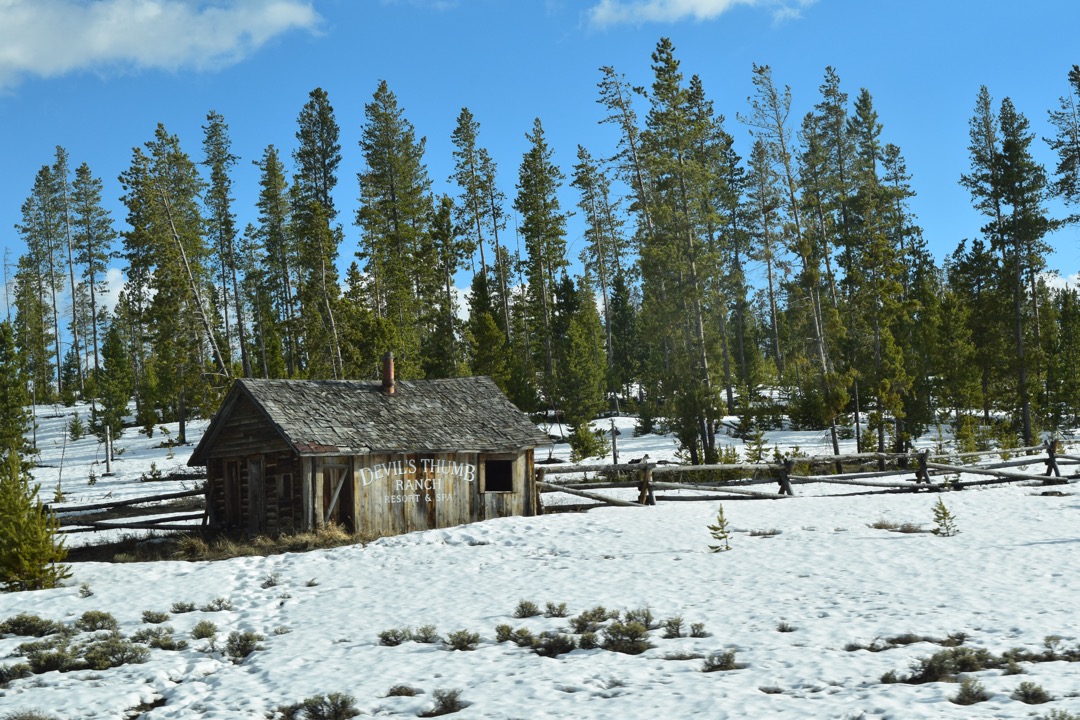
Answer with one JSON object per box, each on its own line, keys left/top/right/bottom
{"left": 7, "top": 39, "right": 1080, "bottom": 463}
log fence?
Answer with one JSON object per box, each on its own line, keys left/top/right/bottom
{"left": 49, "top": 487, "right": 207, "bottom": 535}
{"left": 536, "top": 442, "right": 1077, "bottom": 511}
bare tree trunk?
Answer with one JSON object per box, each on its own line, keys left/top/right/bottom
{"left": 158, "top": 188, "right": 231, "bottom": 380}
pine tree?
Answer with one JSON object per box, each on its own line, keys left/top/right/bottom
{"left": 638, "top": 39, "right": 723, "bottom": 463}
{"left": 292, "top": 88, "right": 344, "bottom": 377}
{"left": 707, "top": 504, "right": 732, "bottom": 552}
{"left": 202, "top": 110, "right": 250, "bottom": 378}
{"left": 846, "top": 88, "right": 910, "bottom": 457}
{"left": 597, "top": 64, "right": 655, "bottom": 239}
{"left": 292, "top": 198, "right": 342, "bottom": 379}
{"left": 1046, "top": 65, "right": 1080, "bottom": 220}
{"left": 118, "top": 124, "right": 223, "bottom": 435}
{"left": 0, "top": 319, "right": 67, "bottom": 591}
{"left": 559, "top": 278, "right": 608, "bottom": 459}
{"left": 53, "top": 147, "right": 84, "bottom": 397}
{"left": 935, "top": 286, "right": 982, "bottom": 427}
{"left": 607, "top": 272, "right": 640, "bottom": 405}
{"left": 423, "top": 195, "right": 467, "bottom": 378}
{"left": 93, "top": 322, "right": 134, "bottom": 443}
{"left": 70, "top": 162, "right": 114, "bottom": 383}
{"left": 0, "top": 321, "right": 31, "bottom": 456}
{"left": 948, "top": 239, "right": 1010, "bottom": 423}
{"left": 812, "top": 67, "right": 856, "bottom": 308}
{"left": 571, "top": 144, "right": 630, "bottom": 385}
{"left": 1046, "top": 288, "right": 1080, "bottom": 428}
{"left": 337, "top": 261, "right": 390, "bottom": 380}
{"left": 465, "top": 272, "right": 511, "bottom": 391}
{"left": 997, "top": 98, "right": 1053, "bottom": 444}
{"left": 931, "top": 497, "right": 959, "bottom": 537}
{"left": 0, "top": 451, "right": 70, "bottom": 591}
{"left": 12, "top": 251, "right": 54, "bottom": 406}
{"left": 741, "top": 63, "right": 846, "bottom": 463}
{"left": 252, "top": 145, "right": 297, "bottom": 376}
{"left": 14, "top": 163, "right": 65, "bottom": 403}
{"left": 450, "top": 108, "right": 490, "bottom": 278}
{"left": 356, "top": 80, "right": 435, "bottom": 379}
{"left": 747, "top": 137, "right": 785, "bottom": 380}
{"left": 961, "top": 90, "right": 1054, "bottom": 444}
{"left": 514, "top": 117, "right": 568, "bottom": 411}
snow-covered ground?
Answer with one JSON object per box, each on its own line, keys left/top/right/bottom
{"left": 3, "top": 403, "right": 1080, "bottom": 719}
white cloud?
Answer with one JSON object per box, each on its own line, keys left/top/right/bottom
{"left": 587, "top": 0, "right": 814, "bottom": 27}
{"left": 0, "top": 0, "right": 321, "bottom": 90}
{"left": 1042, "top": 271, "right": 1080, "bottom": 291}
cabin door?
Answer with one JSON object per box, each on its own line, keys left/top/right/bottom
{"left": 224, "top": 460, "right": 241, "bottom": 528}
{"left": 321, "top": 464, "right": 353, "bottom": 531}
{"left": 248, "top": 457, "right": 266, "bottom": 534}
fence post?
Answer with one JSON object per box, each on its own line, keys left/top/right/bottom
{"left": 778, "top": 459, "right": 795, "bottom": 496}
{"left": 1044, "top": 441, "right": 1062, "bottom": 480}
{"left": 915, "top": 450, "right": 931, "bottom": 484}
{"left": 637, "top": 464, "right": 655, "bottom": 505}
{"left": 610, "top": 419, "right": 619, "bottom": 468}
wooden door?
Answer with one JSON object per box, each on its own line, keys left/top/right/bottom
{"left": 224, "top": 460, "right": 241, "bottom": 528}
{"left": 248, "top": 457, "right": 266, "bottom": 534}
{"left": 321, "top": 465, "right": 353, "bottom": 531}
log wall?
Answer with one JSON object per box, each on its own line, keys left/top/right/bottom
{"left": 206, "top": 443, "right": 536, "bottom": 535}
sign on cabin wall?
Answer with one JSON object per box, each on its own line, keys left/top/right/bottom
{"left": 349, "top": 450, "right": 525, "bottom": 536}
{"left": 358, "top": 457, "right": 478, "bottom": 505}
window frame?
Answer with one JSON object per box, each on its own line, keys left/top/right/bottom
{"left": 481, "top": 454, "right": 516, "bottom": 494}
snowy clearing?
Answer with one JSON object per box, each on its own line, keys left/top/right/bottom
{"left": 2, "top": 403, "right": 1079, "bottom": 719}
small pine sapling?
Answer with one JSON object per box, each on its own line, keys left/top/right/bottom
{"left": 745, "top": 425, "right": 767, "bottom": 463}
{"left": 68, "top": 412, "right": 85, "bottom": 441}
{"left": 931, "top": 497, "right": 959, "bottom": 536}
{"left": 708, "top": 504, "right": 732, "bottom": 552}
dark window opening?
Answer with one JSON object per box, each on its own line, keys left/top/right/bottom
{"left": 485, "top": 459, "right": 514, "bottom": 493}
{"left": 277, "top": 473, "right": 293, "bottom": 501}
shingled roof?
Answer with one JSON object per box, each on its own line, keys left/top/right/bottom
{"left": 189, "top": 376, "right": 550, "bottom": 464}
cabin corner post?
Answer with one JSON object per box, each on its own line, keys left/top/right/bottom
{"left": 302, "top": 456, "right": 315, "bottom": 531}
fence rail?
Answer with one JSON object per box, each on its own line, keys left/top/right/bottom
{"left": 537, "top": 442, "right": 1076, "bottom": 511}
{"left": 49, "top": 487, "right": 207, "bottom": 536}
{"left": 58, "top": 512, "right": 206, "bottom": 534}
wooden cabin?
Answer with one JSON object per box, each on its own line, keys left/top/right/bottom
{"left": 188, "top": 358, "right": 550, "bottom": 537}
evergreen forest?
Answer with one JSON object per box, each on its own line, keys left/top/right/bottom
{"left": 7, "top": 39, "right": 1080, "bottom": 464}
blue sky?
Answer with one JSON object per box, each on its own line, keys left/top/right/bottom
{"left": 1, "top": 0, "right": 1079, "bottom": 300}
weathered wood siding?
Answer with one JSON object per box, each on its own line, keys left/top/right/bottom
{"left": 203, "top": 394, "right": 292, "bottom": 460}
{"left": 206, "top": 449, "right": 302, "bottom": 533}
{"left": 348, "top": 450, "right": 534, "bottom": 537}
{"left": 202, "top": 394, "right": 303, "bottom": 533}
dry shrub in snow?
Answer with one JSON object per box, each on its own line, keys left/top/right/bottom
{"left": 225, "top": 630, "right": 264, "bottom": 662}
{"left": 444, "top": 630, "right": 480, "bottom": 651}
{"left": 601, "top": 621, "right": 651, "bottom": 655}
{"left": 1011, "top": 680, "right": 1053, "bottom": 704}
{"left": 513, "top": 599, "right": 541, "bottom": 618}
{"left": 420, "top": 688, "right": 466, "bottom": 717}
{"left": 950, "top": 678, "right": 990, "bottom": 705}
{"left": 702, "top": 649, "right": 739, "bottom": 672}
